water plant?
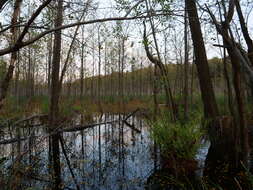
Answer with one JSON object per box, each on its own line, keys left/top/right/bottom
{"left": 150, "top": 113, "right": 203, "bottom": 161}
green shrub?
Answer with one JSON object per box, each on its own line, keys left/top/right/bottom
{"left": 150, "top": 114, "right": 203, "bottom": 160}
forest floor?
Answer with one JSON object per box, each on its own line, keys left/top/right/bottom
{"left": 0, "top": 96, "right": 152, "bottom": 120}
{"left": 1, "top": 95, "right": 253, "bottom": 125}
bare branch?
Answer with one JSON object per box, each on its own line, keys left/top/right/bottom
{"left": 124, "top": 0, "right": 144, "bottom": 17}
{"left": 0, "top": 13, "right": 173, "bottom": 56}
{"left": 226, "top": 0, "right": 235, "bottom": 24}
{"left": 16, "top": 0, "right": 52, "bottom": 43}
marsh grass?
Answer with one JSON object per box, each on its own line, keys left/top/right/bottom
{"left": 150, "top": 112, "right": 203, "bottom": 160}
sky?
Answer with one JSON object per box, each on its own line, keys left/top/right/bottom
{"left": 0, "top": 0, "right": 253, "bottom": 66}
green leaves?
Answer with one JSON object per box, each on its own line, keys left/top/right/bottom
{"left": 150, "top": 113, "right": 203, "bottom": 160}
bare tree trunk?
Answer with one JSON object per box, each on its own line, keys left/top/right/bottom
{"left": 80, "top": 33, "right": 84, "bottom": 99}
{"left": 153, "top": 64, "right": 159, "bottom": 118}
{"left": 47, "top": 33, "right": 53, "bottom": 94}
{"left": 224, "top": 29, "right": 248, "bottom": 166}
{"left": 235, "top": 0, "right": 253, "bottom": 66}
{"left": 203, "top": 2, "right": 250, "bottom": 187}
{"left": 91, "top": 33, "right": 95, "bottom": 100}
{"left": 0, "top": 0, "right": 22, "bottom": 109}
{"left": 183, "top": 4, "right": 189, "bottom": 120}
{"left": 143, "top": 21, "right": 177, "bottom": 121}
{"left": 121, "top": 37, "right": 125, "bottom": 107}
{"left": 14, "top": 51, "right": 20, "bottom": 102}
{"left": 98, "top": 26, "right": 102, "bottom": 112}
{"left": 49, "top": 0, "right": 63, "bottom": 189}
{"left": 186, "top": 0, "right": 219, "bottom": 118}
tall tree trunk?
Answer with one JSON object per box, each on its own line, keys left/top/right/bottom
{"left": 143, "top": 21, "right": 178, "bottom": 121}
{"left": 223, "top": 27, "right": 248, "bottom": 167}
{"left": 235, "top": 0, "right": 253, "bottom": 66}
{"left": 80, "top": 42, "right": 84, "bottom": 99}
{"left": 98, "top": 27, "right": 102, "bottom": 112}
{"left": 49, "top": 0, "right": 63, "bottom": 189}
{"left": 203, "top": 1, "right": 250, "bottom": 187}
{"left": 186, "top": 0, "right": 219, "bottom": 118}
{"left": 14, "top": 49, "right": 20, "bottom": 103}
{"left": 0, "top": 0, "right": 22, "bottom": 109}
{"left": 183, "top": 4, "right": 189, "bottom": 120}
{"left": 47, "top": 33, "right": 53, "bottom": 94}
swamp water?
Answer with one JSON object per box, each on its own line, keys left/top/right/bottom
{"left": 0, "top": 114, "right": 209, "bottom": 190}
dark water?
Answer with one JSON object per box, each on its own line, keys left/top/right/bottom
{"left": 0, "top": 114, "right": 156, "bottom": 190}
{"left": 0, "top": 114, "right": 209, "bottom": 190}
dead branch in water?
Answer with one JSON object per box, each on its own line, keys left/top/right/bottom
{"left": 122, "top": 108, "right": 141, "bottom": 133}
{"left": 0, "top": 109, "right": 141, "bottom": 145}
{"left": 123, "top": 108, "right": 140, "bottom": 121}
{"left": 12, "top": 114, "right": 47, "bottom": 126}
{"left": 123, "top": 120, "right": 141, "bottom": 133}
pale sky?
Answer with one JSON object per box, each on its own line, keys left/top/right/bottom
{"left": 0, "top": 0, "right": 252, "bottom": 67}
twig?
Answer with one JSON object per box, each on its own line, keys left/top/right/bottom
{"left": 213, "top": 44, "right": 229, "bottom": 48}
{"left": 0, "top": 12, "right": 175, "bottom": 56}
{"left": 123, "top": 109, "right": 141, "bottom": 133}
{"left": 123, "top": 120, "right": 141, "bottom": 133}
{"left": 123, "top": 108, "right": 140, "bottom": 121}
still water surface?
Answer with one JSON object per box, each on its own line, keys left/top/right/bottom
{"left": 0, "top": 114, "right": 156, "bottom": 189}
{"left": 0, "top": 114, "right": 209, "bottom": 190}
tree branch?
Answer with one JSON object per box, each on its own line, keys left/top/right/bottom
{"left": 0, "top": 13, "right": 173, "bottom": 56}
{"left": 16, "top": 0, "right": 52, "bottom": 43}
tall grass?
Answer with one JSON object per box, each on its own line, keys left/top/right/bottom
{"left": 150, "top": 112, "right": 203, "bottom": 160}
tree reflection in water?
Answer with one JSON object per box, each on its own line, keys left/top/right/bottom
{"left": 0, "top": 114, "right": 155, "bottom": 190}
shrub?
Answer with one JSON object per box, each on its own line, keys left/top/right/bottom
{"left": 150, "top": 114, "right": 203, "bottom": 160}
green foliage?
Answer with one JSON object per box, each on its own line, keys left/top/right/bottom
{"left": 150, "top": 113, "right": 203, "bottom": 160}
{"left": 40, "top": 96, "right": 50, "bottom": 114}
{"left": 0, "top": 96, "right": 25, "bottom": 118}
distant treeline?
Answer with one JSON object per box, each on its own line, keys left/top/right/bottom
{"left": 0, "top": 57, "right": 230, "bottom": 101}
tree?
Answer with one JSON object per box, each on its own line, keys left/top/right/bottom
{"left": 235, "top": 0, "right": 253, "bottom": 66}
{"left": 205, "top": 0, "right": 252, "bottom": 172}
{"left": 49, "top": 0, "right": 63, "bottom": 189}
{"left": 0, "top": 0, "right": 22, "bottom": 109}
{"left": 186, "top": 0, "right": 219, "bottom": 118}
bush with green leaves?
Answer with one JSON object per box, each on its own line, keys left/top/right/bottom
{"left": 150, "top": 114, "right": 203, "bottom": 160}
